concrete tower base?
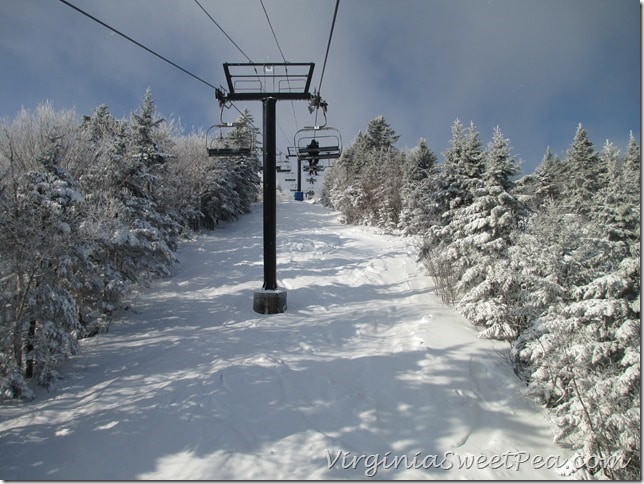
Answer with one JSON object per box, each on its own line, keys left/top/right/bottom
{"left": 253, "top": 288, "right": 287, "bottom": 314}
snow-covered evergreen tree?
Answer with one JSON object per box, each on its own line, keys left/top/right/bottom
{"left": 437, "top": 127, "right": 526, "bottom": 338}
{"left": 0, "top": 95, "right": 268, "bottom": 398}
{"left": 515, "top": 242, "right": 640, "bottom": 478}
{"left": 560, "top": 124, "right": 606, "bottom": 215}
{"left": 365, "top": 115, "right": 400, "bottom": 150}
{"left": 75, "top": 105, "right": 136, "bottom": 330}
{"left": 202, "top": 108, "right": 261, "bottom": 222}
{"left": 225, "top": 110, "right": 262, "bottom": 214}
{"left": 323, "top": 116, "right": 403, "bottom": 228}
{"left": 419, "top": 120, "right": 486, "bottom": 303}
{"left": 602, "top": 140, "right": 622, "bottom": 191}
{"left": 114, "top": 89, "right": 180, "bottom": 279}
{"left": 625, "top": 130, "right": 641, "bottom": 190}
{"left": 533, "top": 147, "right": 563, "bottom": 204}
{"left": 0, "top": 134, "right": 84, "bottom": 391}
{"left": 511, "top": 131, "right": 640, "bottom": 479}
{"left": 439, "top": 120, "right": 485, "bottom": 214}
{"left": 398, "top": 139, "right": 439, "bottom": 235}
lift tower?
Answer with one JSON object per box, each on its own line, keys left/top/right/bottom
{"left": 216, "top": 62, "right": 315, "bottom": 314}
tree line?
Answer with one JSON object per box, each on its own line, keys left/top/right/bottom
{"left": 322, "top": 116, "right": 640, "bottom": 479}
{"left": 0, "top": 90, "right": 260, "bottom": 400}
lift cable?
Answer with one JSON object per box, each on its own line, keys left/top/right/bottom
{"left": 193, "top": 0, "right": 263, "bottom": 84}
{"left": 260, "top": 0, "right": 287, "bottom": 63}
{"left": 317, "top": 0, "right": 340, "bottom": 95}
{"left": 277, "top": 118, "right": 293, "bottom": 151}
{"left": 193, "top": 0, "right": 254, "bottom": 63}
{"left": 191, "top": 0, "right": 266, "bottom": 139}
{"left": 58, "top": 0, "right": 218, "bottom": 91}
{"left": 313, "top": 0, "right": 339, "bottom": 127}
{"left": 259, "top": 0, "right": 299, "bottom": 135}
{"left": 58, "top": 0, "right": 263, "bottom": 153}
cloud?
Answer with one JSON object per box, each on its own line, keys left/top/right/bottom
{"left": 0, "top": 0, "right": 639, "bottom": 174}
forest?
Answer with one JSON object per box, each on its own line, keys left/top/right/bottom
{"left": 0, "top": 92, "right": 639, "bottom": 479}
{"left": 322, "top": 116, "right": 640, "bottom": 479}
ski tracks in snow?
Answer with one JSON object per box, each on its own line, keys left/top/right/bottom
{"left": 0, "top": 200, "right": 570, "bottom": 480}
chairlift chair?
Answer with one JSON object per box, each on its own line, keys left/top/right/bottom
{"left": 302, "top": 164, "right": 325, "bottom": 173}
{"left": 294, "top": 125, "right": 342, "bottom": 163}
{"left": 206, "top": 122, "right": 255, "bottom": 157}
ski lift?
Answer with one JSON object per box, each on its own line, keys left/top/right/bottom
{"left": 293, "top": 92, "right": 343, "bottom": 164}
{"left": 206, "top": 122, "right": 254, "bottom": 157}
{"left": 302, "top": 163, "right": 325, "bottom": 173}
{"left": 294, "top": 125, "right": 342, "bottom": 163}
{"left": 206, "top": 104, "right": 255, "bottom": 157}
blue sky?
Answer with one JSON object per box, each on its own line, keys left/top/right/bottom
{"left": 0, "top": 0, "right": 640, "bottom": 174}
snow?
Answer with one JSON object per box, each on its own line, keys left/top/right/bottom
{"left": 0, "top": 198, "right": 574, "bottom": 480}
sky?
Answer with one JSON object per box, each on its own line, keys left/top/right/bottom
{"left": 0, "top": 0, "right": 640, "bottom": 175}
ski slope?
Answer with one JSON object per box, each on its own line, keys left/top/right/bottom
{"left": 0, "top": 199, "right": 574, "bottom": 480}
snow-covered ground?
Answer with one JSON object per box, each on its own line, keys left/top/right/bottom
{"left": 0, "top": 198, "right": 574, "bottom": 480}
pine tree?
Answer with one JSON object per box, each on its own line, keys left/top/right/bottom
{"left": 532, "top": 146, "right": 562, "bottom": 204}
{"left": 625, "top": 131, "right": 641, "bottom": 190}
{"left": 512, "top": 138, "right": 640, "bottom": 477}
{"left": 399, "top": 139, "right": 440, "bottom": 234}
{"left": 372, "top": 148, "right": 405, "bottom": 230}
{"left": 419, "top": 121, "right": 486, "bottom": 302}
{"left": 560, "top": 124, "right": 606, "bottom": 215}
{"left": 226, "top": 110, "right": 261, "bottom": 214}
{"left": 1, "top": 134, "right": 84, "bottom": 389}
{"left": 516, "top": 250, "right": 640, "bottom": 478}
{"left": 602, "top": 140, "right": 622, "bottom": 190}
{"left": 117, "top": 90, "right": 180, "bottom": 278}
{"left": 437, "top": 120, "right": 485, "bottom": 217}
{"left": 450, "top": 127, "right": 525, "bottom": 338}
{"left": 0, "top": 95, "right": 270, "bottom": 397}
{"left": 483, "top": 127, "right": 519, "bottom": 190}
{"left": 364, "top": 115, "right": 400, "bottom": 150}
{"left": 322, "top": 116, "right": 403, "bottom": 227}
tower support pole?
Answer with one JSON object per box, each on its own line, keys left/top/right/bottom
{"left": 262, "top": 97, "right": 278, "bottom": 291}
{"left": 218, "top": 63, "right": 315, "bottom": 314}
{"left": 253, "top": 97, "right": 286, "bottom": 313}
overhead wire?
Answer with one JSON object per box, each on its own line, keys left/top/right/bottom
{"left": 193, "top": 0, "right": 264, "bottom": 90}
{"left": 260, "top": 0, "right": 287, "bottom": 64}
{"left": 192, "top": 0, "right": 266, "bottom": 142}
{"left": 60, "top": 0, "right": 262, "bottom": 149}
{"left": 317, "top": 0, "right": 340, "bottom": 95}
{"left": 193, "top": 0, "right": 254, "bottom": 63}
{"left": 59, "top": 0, "right": 337, "bottom": 160}
{"left": 58, "top": 0, "right": 218, "bottom": 91}
{"left": 259, "top": 0, "right": 299, "bottom": 147}
{"left": 313, "top": 0, "right": 340, "bottom": 127}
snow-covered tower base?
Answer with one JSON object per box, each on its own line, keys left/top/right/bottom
{"left": 253, "top": 288, "right": 287, "bottom": 314}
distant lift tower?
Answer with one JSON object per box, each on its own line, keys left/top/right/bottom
{"left": 216, "top": 62, "right": 315, "bottom": 314}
